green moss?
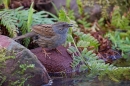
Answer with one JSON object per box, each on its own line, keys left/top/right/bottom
{"left": 0, "top": 75, "right": 6, "bottom": 86}
{"left": 0, "top": 47, "right": 15, "bottom": 85}
{"left": 0, "top": 47, "right": 35, "bottom": 86}
{"left": 0, "top": 48, "right": 15, "bottom": 62}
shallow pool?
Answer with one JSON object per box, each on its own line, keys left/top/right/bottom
{"left": 50, "top": 77, "right": 130, "bottom": 86}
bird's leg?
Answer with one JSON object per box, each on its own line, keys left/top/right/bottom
{"left": 55, "top": 48, "right": 62, "bottom": 55}
{"left": 42, "top": 48, "right": 51, "bottom": 58}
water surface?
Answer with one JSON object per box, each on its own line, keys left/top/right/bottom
{"left": 51, "top": 77, "right": 130, "bottom": 86}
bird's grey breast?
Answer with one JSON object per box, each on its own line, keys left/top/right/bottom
{"left": 55, "top": 33, "right": 67, "bottom": 46}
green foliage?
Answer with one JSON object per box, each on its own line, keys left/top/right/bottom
{"left": 0, "top": 75, "right": 6, "bottom": 86}
{"left": 0, "top": 0, "right": 130, "bottom": 83}
{"left": 59, "top": 6, "right": 105, "bottom": 79}
{"left": 76, "top": 0, "right": 84, "bottom": 15}
{"left": 58, "top": 4, "right": 130, "bottom": 82}
{"left": 98, "top": 18, "right": 105, "bottom": 26}
{"left": 58, "top": 8, "right": 77, "bottom": 46}
{"left": 68, "top": 46, "right": 111, "bottom": 77}
{"left": 58, "top": 8, "right": 70, "bottom": 22}
{"left": 98, "top": 0, "right": 112, "bottom": 18}
{"left": 75, "top": 0, "right": 91, "bottom": 29}
{"left": 0, "top": 9, "right": 18, "bottom": 37}
{"left": 58, "top": 8, "right": 75, "bottom": 22}
{"left": 80, "top": 0, "right": 130, "bottom": 19}
{"left": 68, "top": 46, "right": 130, "bottom": 82}
{"left": 0, "top": 0, "right": 10, "bottom": 9}
{"left": 106, "top": 32, "right": 130, "bottom": 59}
{"left": 111, "top": 7, "right": 130, "bottom": 29}
{"left": 22, "top": 2, "right": 34, "bottom": 47}
{"left": 0, "top": 0, "right": 2, "bottom": 4}
{"left": 58, "top": 7, "right": 99, "bottom": 53}
{"left": 66, "top": 0, "right": 71, "bottom": 9}
{"left": 99, "top": 67, "right": 130, "bottom": 82}
{"left": 3, "top": 0, "right": 10, "bottom": 9}
{"left": 0, "top": 5, "right": 57, "bottom": 47}
{"left": 75, "top": 32, "right": 99, "bottom": 48}
{"left": 77, "top": 13, "right": 91, "bottom": 29}
{"left": 115, "top": 0, "right": 130, "bottom": 13}
{"left": 99, "top": 6, "right": 130, "bottom": 60}
{"left": 78, "top": 20, "right": 91, "bottom": 29}
{"left": 100, "top": 0, "right": 130, "bottom": 18}
{"left": 76, "top": 0, "right": 112, "bottom": 18}
{"left": 27, "top": 2, "right": 34, "bottom": 30}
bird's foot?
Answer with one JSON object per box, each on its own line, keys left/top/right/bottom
{"left": 55, "top": 48, "right": 62, "bottom": 55}
{"left": 42, "top": 48, "right": 51, "bottom": 59}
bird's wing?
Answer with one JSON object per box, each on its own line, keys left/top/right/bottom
{"left": 38, "top": 34, "right": 60, "bottom": 42}
{"left": 47, "top": 34, "right": 61, "bottom": 49}
{"left": 32, "top": 24, "right": 55, "bottom": 38}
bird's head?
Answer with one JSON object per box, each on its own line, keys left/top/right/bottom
{"left": 52, "top": 22, "right": 73, "bottom": 34}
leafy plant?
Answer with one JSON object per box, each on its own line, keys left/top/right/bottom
{"left": 0, "top": 75, "right": 6, "bottom": 86}
{"left": 22, "top": 2, "right": 34, "bottom": 47}
{"left": 77, "top": 17, "right": 91, "bottom": 29}
{"left": 0, "top": 0, "right": 2, "bottom": 4}
{"left": 111, "top": 7, "right": 130, "bottom": 29}
{"left": 58, "top": 7, "right": 100, "bottom": 77}
{"left": 66, "top": 0, "right": 71, "bottom": 9}
{"left": 77, "top": 0, "right": 130, "bottom": 20}
{"left": 0, "top": 0, "right": 10, "bottom": 9}
{"left": 58, "top": 5, "right": 130, "bottom": 82}
{"left": 0, "top": 4, "right": 58, "bottom": 47}
{"left": 76, "top": 0, "right": 84, "bottom": 15}
{"left": 106, "top": 32, "right": 130, "bottom": 59}
{"left": 75, "top": 31, "right": 99, "bottom": 48}
{"left": 68, "top": 45, "right": 130, "bottom": 82}
{"left": 0, "top": 9, "right": 18, "bottom": 37}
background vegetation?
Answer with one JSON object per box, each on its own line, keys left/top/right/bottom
{"left": 0, "top": 0, "right": 130, "bottom": 83}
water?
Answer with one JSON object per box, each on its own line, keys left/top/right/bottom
{"left": 49, "top": 77, "right": 130, "bottom": 86}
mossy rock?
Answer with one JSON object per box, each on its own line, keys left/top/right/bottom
{"left": 0, "top": 35, "right": 51, "bottom": 86}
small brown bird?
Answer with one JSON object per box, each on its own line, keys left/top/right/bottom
{"left": 13, "top": 22, "right": 73, "bottom": 58}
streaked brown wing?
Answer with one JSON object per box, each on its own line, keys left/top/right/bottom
{"left": 32, "top": 24, "right": 55, "bottom": 37}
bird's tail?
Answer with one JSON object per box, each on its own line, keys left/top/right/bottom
{"left": 13, "top": 31, "right": 37, "bottom": 40}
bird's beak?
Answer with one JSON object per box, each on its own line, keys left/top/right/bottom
{"left": 68, "top": 24, "right": 73, "bottom": 27}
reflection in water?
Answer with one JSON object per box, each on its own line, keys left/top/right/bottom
{"left": 51, "top": 77, "right": 130, "bottom": 86}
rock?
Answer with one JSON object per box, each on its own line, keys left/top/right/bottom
{"left": 31, "top": 46, "right": 75, "bottom": 77}
{"left": 0, "top": 35, "right": 51, "bottom": 86}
